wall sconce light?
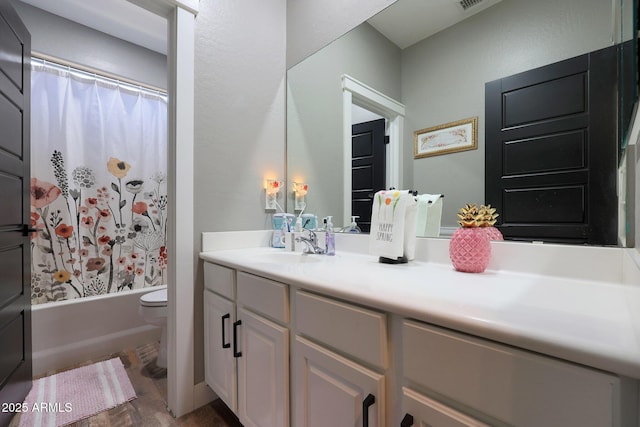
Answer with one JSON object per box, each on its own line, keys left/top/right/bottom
{"left": 265, "top": 179, "right": 281, "bottom": 210}
{"left": 293, "top": 182, "right": 308, "bottom": 211}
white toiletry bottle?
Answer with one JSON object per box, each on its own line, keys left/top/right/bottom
{"left": 272, "top": 213, "right": 286, "bottom": 248}
{"left": 348, "top": 216, "right": 361, "bottom": 233}
{"left": 325, "top": 216, "right": 335, "bottom": 255}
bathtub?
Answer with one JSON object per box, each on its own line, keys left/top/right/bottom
{"left": 31, "top": 286, "right": 165, "bottom": 376}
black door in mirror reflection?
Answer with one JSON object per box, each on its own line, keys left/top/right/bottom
{"left": 352, "top": 118, "right": 386, "bottom": 233}
{"left": 485, "top": 44, "right": 618, "bottom": 245}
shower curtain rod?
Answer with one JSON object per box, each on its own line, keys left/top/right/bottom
{"left": 32, "top": 51, "right": 167, "bottom": 97}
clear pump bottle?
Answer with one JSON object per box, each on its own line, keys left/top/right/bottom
{"left": 325, "top": 216, "right": 335, "bottom": 255}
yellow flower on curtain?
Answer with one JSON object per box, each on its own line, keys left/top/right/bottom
{"left": 107, "top": 157, "right": 131, "bottom": 178}
{"left": 53, "top": 270, "right": 71, "bottom": 283}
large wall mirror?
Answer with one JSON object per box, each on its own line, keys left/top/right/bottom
{"left": 287, "top": 0, "right": 638, "bottom": 245}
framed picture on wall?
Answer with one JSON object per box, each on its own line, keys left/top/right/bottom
{"left": 414, "top": 116, "right": 478, "bottom": 158}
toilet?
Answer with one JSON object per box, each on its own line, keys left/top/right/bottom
{"left": 139, "top": 288, "right": 168, "bottom": 368}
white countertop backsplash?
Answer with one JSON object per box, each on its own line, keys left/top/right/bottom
{"left": 200, "top": 230, "right": 640, "bottom": 378}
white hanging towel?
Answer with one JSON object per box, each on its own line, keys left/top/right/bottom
{"left": 369, "top": 190, "right": 417, "bottom": 260}
{"left": 415, "top": 194, "right": 443, "bottom": 237}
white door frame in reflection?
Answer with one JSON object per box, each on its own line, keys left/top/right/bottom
{"left": 342, "top": 74, "right": 406, "bottom": 226}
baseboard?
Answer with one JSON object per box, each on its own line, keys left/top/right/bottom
{"left": 32, "top": 324, "right": 160, "bottom": 376}
{"left": 193, "top": 381, "right": 218, "bottom": 409}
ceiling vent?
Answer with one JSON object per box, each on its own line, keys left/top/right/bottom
{"left": 459, "top": 0, "right": 485, "bottom": 11}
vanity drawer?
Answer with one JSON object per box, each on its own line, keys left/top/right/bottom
{"left": 204, "top": 262, "right": 235, "bottom": 299}
{"left": 295, "top": 290, "right": 387, "bottom": 369}
{"left": 403, "top": 320, "right": 619, "bottom": 427}
{"left": 237, "top": 272, "right": 289, "bottom": 324}
{"left": 402, "top": 387, "right": 489, "bottom": 427}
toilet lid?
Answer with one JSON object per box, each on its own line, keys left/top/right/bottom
{"left": 140, "top": 289, "right": 167, "bottom": 307}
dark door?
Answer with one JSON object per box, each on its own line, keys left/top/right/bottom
{"left": 352, "top": 119, "right": 386, "bottom": 232}
{"left": 485, "top": 44, "right": 618, "bottom": 244}
{"left": 0, "top": 0, "right": 32, "bottom": 424}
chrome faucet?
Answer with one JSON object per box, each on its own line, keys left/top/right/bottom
{"left": 295, "top": 230, "right": 325, "bottom": 254}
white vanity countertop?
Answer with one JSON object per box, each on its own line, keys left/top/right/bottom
{"left": 200, "top": 234, "right": 640, "bottom": 379}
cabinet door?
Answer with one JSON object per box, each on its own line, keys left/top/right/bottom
{"left": 293, "top": 336, "right": 384, "bottom": 427}
{"left": 403, "top": 320, "right": 619, "bottom": 427}
{"left": 204, "top": 290, "right": 237, "bottom": 412}
{"left": 237, "top": 307, "right": 289, "bottom": 427}
{"left": 401, "top": 387, "right": 489, "bottom": 427}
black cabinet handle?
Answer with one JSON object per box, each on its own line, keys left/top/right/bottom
{"left": 221, "top": 313, "right": 230, "bottom": 349}
{"left": 401, "top": 413, "right": 414, "bottom": 427}
{"left": 362, "top": 393, "right": 375, "bottom": 427}
{"left": 22, "top": 224, "right": 42, "bottom": 236}
{"left": 233, "top": 319, "right": 242, "bottom": 357}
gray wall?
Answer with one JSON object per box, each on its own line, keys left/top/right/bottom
{"left": 193, "top": 0, "right": 287, "bottom": 382}
{"left": 403, "top": 0, "right": 613, "bottom": 226}
{"left": 193, "top": 0, "right": 396, "bottom": 385}
{"left": 286, "top": 0, "right": 395, "bottom": 68}
{"left": 287, "top": 23, "right": 401, "bottom": 225}
{"left": 11, "top": 1, "right": 167, "bottom": 89}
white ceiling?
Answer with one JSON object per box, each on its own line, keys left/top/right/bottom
{"left": 20, "top": 0, "right": 167, "bottom": 54}
{"left": 368, "top": 0, "right": 503, "bottom": 49}
{"left": 18, "top": 0, "right": 502, "bottom": 57}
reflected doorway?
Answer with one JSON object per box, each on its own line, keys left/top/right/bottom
{"left": 342, "top": 75, "right": 405, "bottom": 227}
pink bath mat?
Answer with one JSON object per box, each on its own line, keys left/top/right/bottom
{"left": 19, "top": 357, "right": 136, "bottom": 426}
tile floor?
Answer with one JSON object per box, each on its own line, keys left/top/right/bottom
{"left": 10, "top": 343, "right": 242, "bottom": 427}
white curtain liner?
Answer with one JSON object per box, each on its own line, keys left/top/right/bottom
{"left": 31, "top": 57, "right": 167, "bottom": 102}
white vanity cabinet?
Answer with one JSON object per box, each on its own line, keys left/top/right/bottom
{"left": 401, "top": 320, "right": 623, "bottom": 427}
{"left": 202, "top": 249, "right": 639, "bottom": 427}
{"left": 204, "top": 263, "right": 290, "bottom": 427}
{"left": 204, "top": 263, "right": 237, "bottom": 412}
{"left": 236, "top": 272, "right": 290, "bottom": 427}
{"left": 292, "top": 290, "right": 387, "bottom": 427}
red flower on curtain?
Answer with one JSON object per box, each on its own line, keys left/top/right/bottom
{"left": 55, "top": 224, "right": 74, "bottom": 239}
{"left": 132, "top": 201, "right": 148, "bottom": 215}
{"left": 31, "top": 178, "right": 61, "bottom": 208}
{"left": 86, "top": 257, "right": 106, "bottom": 272}
{"left": 98, "top": 235, "right": 112, "bottom": 245}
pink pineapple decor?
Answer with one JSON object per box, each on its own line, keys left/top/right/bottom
{"left": 477, "top": 204, "right": 503, "bottom": 241}
{"left": 449, "top": 204, "right": 492, "bottom": 273}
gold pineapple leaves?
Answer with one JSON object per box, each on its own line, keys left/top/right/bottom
{"left": 456, "top": 203, "right": 499, "bottom": 228}
{"left": 456, "top": 203, "right": 479, "bottom": 227}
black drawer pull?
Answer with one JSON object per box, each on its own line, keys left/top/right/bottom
{"left": 221, "top": 313, "right": 230, "bottom": 349}
{"left": 233, "top": 319, "right": 242, "bottom": 357}
{"left": 401, "top": 413, "right": 414, "bottom": 427}
{"left": 363, "top": 393, "right": 375, "bottom": 427}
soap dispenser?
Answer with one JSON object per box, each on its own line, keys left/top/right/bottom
{"left": 347, "top": 216, "right": 361, "bottom": 233}
{"left": 325, "top": 216, "right": 335, "bottom": 255}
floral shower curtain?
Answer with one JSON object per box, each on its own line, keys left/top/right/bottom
{"left": 30, "top": 59, "right": 168, "bottom": 305}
